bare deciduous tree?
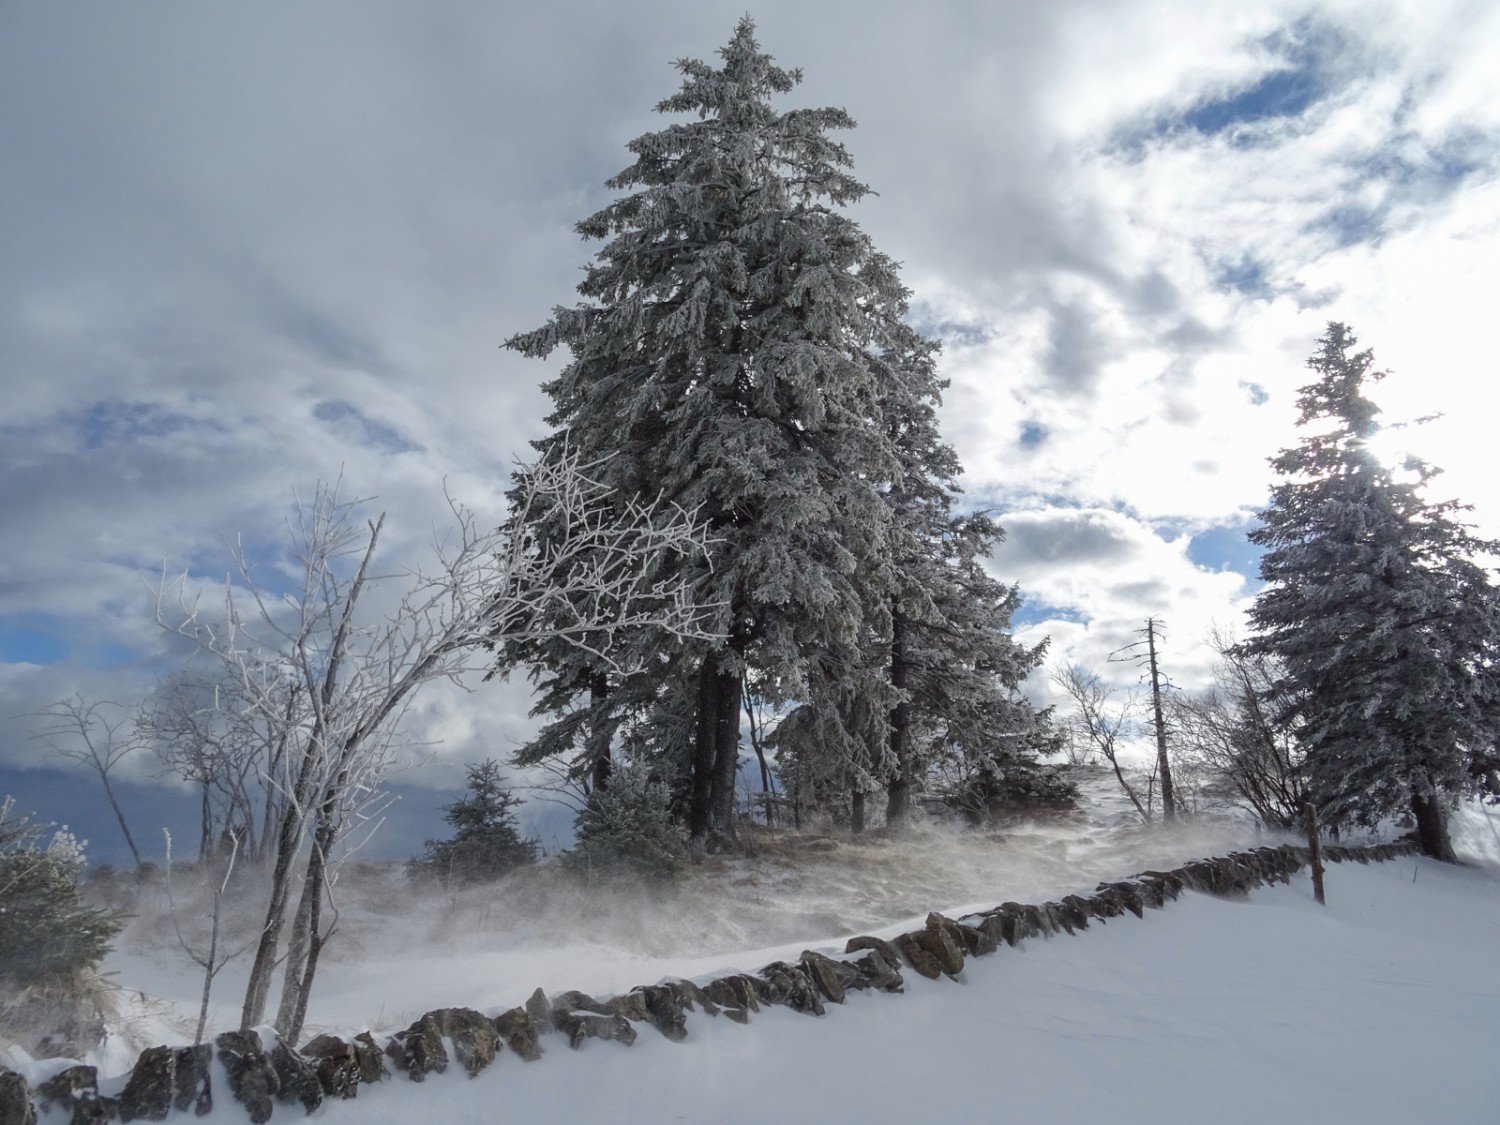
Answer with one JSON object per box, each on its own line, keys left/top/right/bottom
{"left": 157, "top": 449, "right": 718, "bottom": 1043}
{"left": 1169, "top": 629, "right": 1308, "bottom": 829}
{"left": 31, "top": 697, "right": 144, "bottom": 867}
{"left": 1052, "top": 665, "right": 1155, "bottom": 824}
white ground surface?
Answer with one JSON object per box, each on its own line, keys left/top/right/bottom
{"left": 7, "top": 787, "right": 1498, "bottom": 1123}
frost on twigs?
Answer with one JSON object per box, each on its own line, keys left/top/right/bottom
{"left": 149, "top": 449, "right": 718, "bottom": 1045}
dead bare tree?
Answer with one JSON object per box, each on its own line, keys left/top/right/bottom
{"left": 1109, "top": 618, "right": 1177, "bottom": 821}
{"left": 30, "top": 697, "right": 144, "bottom": 867}
{"left": 1169, "top": 627, "right": 1308, "bottom": 829}
{"left": 139, "top": 671, "right": 291, "bottom": 864}
{"left": 162, "top": 828, "right": 257, "bottom": 1046}
{"left": 1051, "top": 665, "right": 1153, "bottom": 823}
{"left": 157, "top": 448, "right": 718, "bottom": 1044}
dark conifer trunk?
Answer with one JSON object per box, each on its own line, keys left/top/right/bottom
{"left": 850, "top": 790, "right": 866, "bottom": 835}
{"left": 708, "top": 665, "right": 742, "bottom": 842}
{"left": 688, "top": 659, "right": 718, "bottom": 843}
{"left": 587, "top": 672, "right": 611, "bottom": 794}
{"left": 885, "top": 609, "right": 912, "bottom": 833}
{"left": 1410, "top": 789, "right": 1457, "bottom": 862}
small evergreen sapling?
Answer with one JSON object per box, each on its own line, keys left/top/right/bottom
{"left": 410, "top": 761, "right": 537, "bottom": 886}
{"left": 565, "top": 766, "right": 687, "bottom": 881}
{"left": 0, "top": 797, "right": 122, "bottom": 992}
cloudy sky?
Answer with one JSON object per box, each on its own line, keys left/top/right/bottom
{"left": 3, "top": 0, "right": 1497, "bottom": 859}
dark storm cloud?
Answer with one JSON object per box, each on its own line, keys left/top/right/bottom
{"left": 991, "top": 508, "right": 1145, "bottom": 569}
{"left": 1044, "top": 298, "right": 1109, "bottom": 394}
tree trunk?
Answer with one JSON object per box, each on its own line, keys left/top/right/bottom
{"left": 708, "top": 665, "right": 741, "bottom": 843}
{"left": 688, "top": 659, "right": 718, "bottom": 843}
{"left": 1410, "top": 789, "right": 1457, "bottom": 862}
{"left": 100, "top": 772, "right": 143, "bottom": 868}
{"left": 885, "top": 609, "right": 912, "bottom": 833}
{"left": 198, "top": 783, "right": 214, "bottom": 864}
{"left": 850, "top": 790, "right": 866, "bottom": 835}
{"left": 1145, "top": 619, "right": 1176, "bottom": 821}
{"left": 240, "top": 736, "right": 321, "bottom": 1030}
{"left": 587, "top": 672, "right": 611, "bottom": 794}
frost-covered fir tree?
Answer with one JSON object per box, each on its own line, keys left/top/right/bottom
{"left": 0, "top": 797, "right": 121, "bottom": 991}
{"left": 409, "top": 761, "right": 537, "bottom": 886}
{"left": 875, "top": 328, "right": 1060, "bottom": 827}
{"left": 506, "top": 19, "right": 927, "bottom": 843}
{"left": 1242, "top": 323, "right": 1500, "bottom": 859}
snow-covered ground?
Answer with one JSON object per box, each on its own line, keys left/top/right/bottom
{"left": 8, "top": 788, "right": 1499, "bottom": 1123}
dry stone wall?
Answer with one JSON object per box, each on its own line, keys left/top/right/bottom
{"left": 3, "top": 837, "right": 1421, "bottom": 1125}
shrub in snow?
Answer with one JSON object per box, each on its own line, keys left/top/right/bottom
{"left": 409, "top": 761, "right": 538, "bottom": 887}
{"left": 565, "top": 767, "right": 687, "bottom": 881}
{"left": 0, "top": 797, "right": 121, "bottom": 991}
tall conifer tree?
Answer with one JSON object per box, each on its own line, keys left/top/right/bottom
{"left": 1243, "top": 323, "right": 1500, "bottom": 859}
{"left": 506, "top": 20, "right": 1056, "bottom": 839}
{"left": 506, "top": 20, "right": 913, "bottom": 842}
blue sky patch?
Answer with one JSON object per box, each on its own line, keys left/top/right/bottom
{"left": 1018, "top": 421, "right": 1048, "bottom": 449}
{"left": 1182, "top": 65, "right": 1326, "bottom": 137}
{"left": 1113, "top": 17, "right": 1342, "bottom": 156}
{"left": 75, "top": 400, "right": 214, "bottom": 450}
{"left": 1309, "top": 202, "right": 1385, "bottom": 249}
{"left": 1217, "top": 256, "right": 1273, "bottom": 299}
{"left": 1185, "top": 524, "right": 1266, "bottom": 582}
{"left": 0, "top": 616, "right": 69, "bottom": 666}
{"left": 1011, "top": 596, "right": 1089, "bottom": 629}
{"left": 313, "top": 400, "right": 423, "bottom": 454}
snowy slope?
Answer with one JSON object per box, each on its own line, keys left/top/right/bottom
{"left": 8, "top": 794, "right": 1499, "bottom": 1123}
{"left": 301, "top": 857, "right": 1500, "bottom": 1125}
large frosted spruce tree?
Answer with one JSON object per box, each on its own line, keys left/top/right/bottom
{"left": 506, "top": 20, "right": 1056, "bottom": 842}
{"left": 506, "top": 20, "right": 911, "bottom": 843}
{"left": 1243, "top": 323, "right": 1500, "bottom": 859}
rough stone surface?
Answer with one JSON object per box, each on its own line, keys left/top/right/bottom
{"left": 850, "top": 948, "right": 904, "bottom": 993}
{"left": 524, "top": 987, "right": 554, "bottom": 1033}
{"left": 1056, "top": 896, "right": 1093, "bottom": 932}
{"left": 493, "top": 1007, "right": 543, "bottom": 1061}
{"left": 553, "top": 991, "right": 611, "bottom": 1017}
{"left": 666, "top": 979, "right": 719, "bottom": 1016}
{"left": 384, "top": 1013, "right": 448, "bottom": 1082}
{"left": 759, "top": 962, "right": 825, "bottom": 1016}
{"left": 65, "top": 1093, "right": 115, "bottom": 1125}
{"left": 213, "top": 1032, "right": 278, "bottom": 1124}
{"left": 118, "top": 1044, "right": 212, "bottom": 1122}
{"left": 704, "top": 975, "right": 762, "bottom": 1020}
{"left": 909, "top": 927, "right": 965, "bottom": 977}
{"left": 349, "top": 1033, "right": 385, "bottom": 1085}
{"left": 301, "top": 1036, "right": 362, "bottom": 1100}
{"left": 34, "top": 1066, "right": 98, "bottom": 1117}
{"left": 893, "top": 933, "right": 944, "bottom": 980}
{"left": 844, "top": 934, "right": 901, "bottom": 967}
{"left": 431, "top": 1008, "right": 499, "bottom": 1078}
{"left": 798, "top": 951, "right": 848, "bottom": 1004}
{"left": 927, "top": 912, "right": 992, "bottom": 957}
{"left": 1098, "top": 888, "right": 1140, "bottom": 918}
{"left": 1140, "top": 869, "right": 1186, "bottom": 898}
{"left": 604, "top": 992, "right": 651, "bottom": 1023}
{"left": 634, "top": 986, "right": 688, "bottom": 1042}
{"left": 0, "top": 1069, "right": 34, "bottom": 1125}
{"left": 269, "top": 1042, "right": 322, "bottom": 1113}
{"left": 554, "top": 1012, "right": 637, "bottom": 1050}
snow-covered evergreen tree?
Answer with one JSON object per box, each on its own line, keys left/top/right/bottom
{"left": 409, "top": 761, "right": 537, "bottom": 886}
{"left": 566, "top": 764, "right": 687, "bottom": 881}
{"left": 876, "top": 330, "right": 1059, "bottom": 826}
{"left": 1242, "top": 323, "right": 1500, "bottom": 859}
{"left": 506, "top": 19, "right": 923, "bottom": 843}
{"left": 0, "top": 797, "right": 121, "bottom": 991}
